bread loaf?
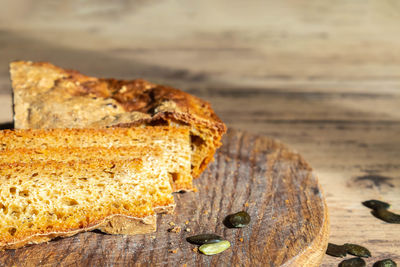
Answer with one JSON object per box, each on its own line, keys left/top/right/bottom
{"left": 10, "top": 61, "right": 226, "bottom": 178}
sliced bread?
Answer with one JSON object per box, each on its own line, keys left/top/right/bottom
{"left": 0, "top": 127, "right": 192, "bottom": 191}
{"left": 10, "top": 61, "right": 227, "bottom": 178}
{"left": 0, "top": 159, "right": 174, "bottom": 250}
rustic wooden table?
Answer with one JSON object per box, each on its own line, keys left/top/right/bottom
{"left": 0, "top": 1, "right": 399, "bottom": 265}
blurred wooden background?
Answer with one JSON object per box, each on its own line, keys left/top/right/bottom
{"left": 0, "top": 0, "right": 399, "bottom": 265}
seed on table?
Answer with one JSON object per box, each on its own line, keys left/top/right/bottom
{"left": 362, "top": 200, "right": 390, "bottom": 210}
{"left": 186, "top": 234, "right": 224, "bottom": 245}
{"left": 339, "top": 257, "right": 366, "bottom": 267}
{"left": 343, "top": 243, "right": 371, "bottom": 258}
{"left": 373, "top": 259, "right": 397, "bottom": 267}
{"left": 199, "top": 240, "right": 231, "bottom": 255}
{"left": 326, "top": 243, "right": 347, "bottom": 257}
{"left": 372, "top": 209, "right": 400, "bottom": 224}
{"left": 226, "top": 211, "right": 251, "bottom": 228}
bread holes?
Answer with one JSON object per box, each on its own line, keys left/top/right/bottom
{"left": 55, "top": 211, "right": 65, "bottom": 220}
{"left": 31, "top": 209, "right": 39, "bottom": 216}
{"left": 190, "top": 134, "right": 205, "bottom": 148}
{"left": 27, "top": 223, "right": 34, "bottom": 228}
{"left": 112, "top": 203, "right": 120, "bottom": 209}
{"left": 62, "top": 198, "right": 79, "bottom": 206}
{"left": 123, "top": 204, "right": 130, "bottom": 210}
{"left": 19, "top": 190, "right": 29, "bottom": 197}
{"left": 169, "top": 172, "right": 180, "bottom": 182}
{"left": 78, "top": 177, "right": 88, "bottom": 181}
{"left": 9, "top": 187, "right": 16, "bottom": 195}
{"left": 0, "top": 203, "right": 7, "bottom": 214}
{"left": 8, "top": 227, "right": 17, "bottom": 236}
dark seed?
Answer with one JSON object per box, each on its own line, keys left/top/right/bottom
{"left": 225, "top": 211, "right": 251, "bottom": 228}
{"left": 343, "top": 243, "right": 371, "bottom": 258}
{"left": 339, "top": 257, "right": 366, "bottom": 267}
{"left": 363, "top": 200, "right": 390, "bottom": 210}
{"left": 373, "top": 259, "right": 397, "bottom": 267}
{"left": 186, "top": 234, "right": 223, "bottom": 245}
{"left": 326, "top": 243, "right": 347, "bottom": 257}
{"left": 372, "top": 209, "right": 400, "bottom": 224}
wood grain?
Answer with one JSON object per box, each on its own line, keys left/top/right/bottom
{"left": 0, "top": 129, "right": 328, "bottom": 266}
{"left": 1, "top": 1, "right": 400, "bottom": 265}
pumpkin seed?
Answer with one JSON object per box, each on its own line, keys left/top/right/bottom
{"left": 199, "top": 240, "right": 231, "bottom": 255}
{"left": 186, "top": 234, "right": 223, "bottom": 245}
{"left": 326, "top": 243, "right": 347, "bottom": 257}
{"left": 225, "top": 211, "right": 251, "bottom": 228}
{"left": 339, "top": 257, "right": 366, "bottom": 267}
{"left": 343, "top": 243, "right": 371, "bottom": 258}
{"left": 373, "top": 259, "right": 397, "bottom": 267}
{"left": 363, "top": 200, "right": 390, "bottom": 210}
{"left": 371, "top": 209, "right": 400, "bottom": 224}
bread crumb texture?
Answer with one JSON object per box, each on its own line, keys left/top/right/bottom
{"left": 10, "top": 61, "right": 226, "bottom": 178}
{"left": 0, "top": 127, "right": 192, "bottom": 249}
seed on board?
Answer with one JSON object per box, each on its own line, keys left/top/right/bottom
{"left": 371, "top": 209, "right": 400, "bottom": 224}
{"left": 362, "top": 200, "right": 390, "bottom": 210}
{"left": 373, "top": 259, "right": 397, "bottom": 267}
{"left": 338, "top": 257, "right": 366, "bottom": 267}
{"left": 186, "top": 234, "right": 224, "bottom": 245}
{"left": 343, "top": 243, "right": 371, "bottom": 258}
{"left": 199, "top": 240, "right": 231, "bottom": 255}
{"left": 226, "top": 211, "right": 251, "bottom": 228}
{"left": 326, "top": 243, "right": 347, "bottom": 257}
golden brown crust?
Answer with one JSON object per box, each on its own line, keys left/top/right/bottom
{"left": 1, "top": 214, "right": 157, "bottom": 250}
{"left": 10, "top": 61, "right": 226, "bottom": 178}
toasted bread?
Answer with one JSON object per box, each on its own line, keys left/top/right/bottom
{"left": 0, "top": 126, "right": 191, "bottom": 249}
{"left": 0, "top": 159, "right": 174, "bottom": 250}
{"left": 10, "top": 61, "right": 226, "bottom": 178}
{"left": 0, "top": 127, "right": 192, "bottom": 191}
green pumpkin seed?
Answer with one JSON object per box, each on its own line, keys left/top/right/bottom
{"left": 186, "top": 234, "right": 223, "bottom": 245}
{"left": 199, "top": 240, "right": 231, "bottom": 255}
{"left": 339, "top": 257, "right": 366, "bottom": 267}
{"left": 226, "top": 211, "right": 251, "bottom": 228}
{"left": 343, "top": 243, "right": 371, "bottom": 258}
{"left": 326, "top": 243, "right": 347, "bottom": 257}
{"left": 373, "top": 259, "right": 397, "bottom": 267}
{"left": 363, "top": 200, "right": 390, "bottom": 210}
{"left": 372, "top": 209, "right": 400, "bottom": 224}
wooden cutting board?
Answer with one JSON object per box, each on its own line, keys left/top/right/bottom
{"left": 0, "top": 129, "right": 329, "bottom": 266}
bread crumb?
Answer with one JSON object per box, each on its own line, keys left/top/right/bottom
{"left": 169, "top": 222, "right": 176, "bottom": 226}
{"left": 182, "top": 264, "right": 187, "bottom": 267}
{"left": 285, "top": 199, "right": 289, "bottom": 204}
{"left": 185, "top": 220, "right": 189, "bottom": 225}
{"left": 244, "top": 202, "right": 249, "bottom": 207}
{"left": 203, "top": 210, "right": 209, "bottom": 215}
{"left": 239, "top": 238, "right": 244, "bottom": 242}
{"left": 169, "top": 249, "right": 178, "bottom": 254}
{"left": 192, "top": 247, "right": 198, "bottom": 253}
{"left": 192, "top": 187, "right": 198, "bottom": 192}
{"left": 168, "top": 226, "right": 181, "bottom": 233}
{"left": 185, "top": 228, "right": 191, "bottom": 232}
{"left": 150, "top": 235, "right": 156, "bottom": 239}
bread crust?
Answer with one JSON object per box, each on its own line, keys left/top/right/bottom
{"left": 1, "top": 214, "right": 157, "bottom": 250}
{"left": 10, "top": 61, "right": 226, "bottom": 178}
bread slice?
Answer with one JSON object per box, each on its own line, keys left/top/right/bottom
{"left": 10, "top": 61, "right": 227, "bottom": 178}
{"left": 0, "top": 159, "right": 174, "bottom": 250}
{"left": 0, "top": 127, "right": 192, "bottom": 191}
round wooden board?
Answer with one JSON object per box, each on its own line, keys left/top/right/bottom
{"left": 0, "top": 129, "right": 329, "bottom": 266}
